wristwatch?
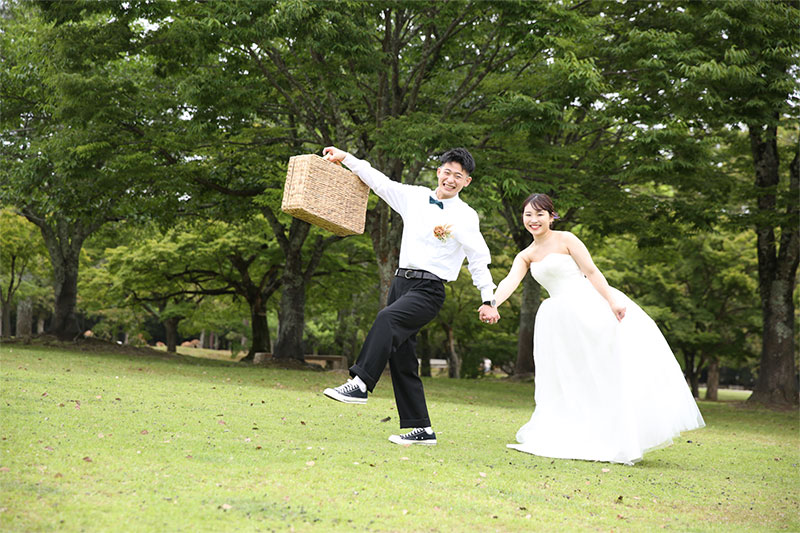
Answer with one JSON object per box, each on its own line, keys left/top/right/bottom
{"left": 482, "top": 299, "right": 496, "bottom": 307}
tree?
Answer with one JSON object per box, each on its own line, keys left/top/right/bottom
{"left": 0, "top": 210, "right": 49, "bottom": 336}
{"left": 81, "top": 220, "right": 284, "bottom": 356}
{"left": 0, "top": 1, "right": 188, "bottom": 339}
{"left": 597, "top": 228, "right": 761, "bottom": 399}
{"left": 474, "top": 1, "right": 727, "bottom": 375}
{"left": 596, "top": 0, "right": 799, "bottom": 405}
{"left": 171, "top": 1, "right": 542, "bottom": 299}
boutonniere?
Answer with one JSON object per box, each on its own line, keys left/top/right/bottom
{"left": 433, "top": 224, "right": 453, "bottom": 242}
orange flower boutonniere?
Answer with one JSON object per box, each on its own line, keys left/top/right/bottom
{"left": 433, "top": 224, "right": 453, "bottom": 243}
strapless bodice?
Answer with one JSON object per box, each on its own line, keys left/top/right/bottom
{"left": 529, "top": 253, "right": 590, "bottom": 296}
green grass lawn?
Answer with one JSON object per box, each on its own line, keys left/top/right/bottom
{"left": 1, "top": 343, "right": 798, "bottom": 532}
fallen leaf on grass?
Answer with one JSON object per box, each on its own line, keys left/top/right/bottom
{"left": 601, "top": 468, "right": 610, "bottom": 473}
{"left": 220, "top": 503, "right": 232, "bottom": 510}
{"left": 42, "top": 392, "right": 48, "bottom": 397}
{"left": 306, "top": 461, "right": 315, "bottom": 466}
{"left": 380, "top": 417, "right": 391, "bottom": 423}
{"left": 0, "top": 467, "right": 9, "bottom": 472}
{"left": 479, "top": 472, "right": 487, "bottom": 478}
{"left": 218, "top": 420, "right": 226, "bottom": 425}
{"left": 54, "top": 473, "right": 63, "bottom": 478}
{"left": 44, "top": 446, "right": 54, "bottom": 451}
{"left": 83, "top": 456, "right": 92, "bottom": 462}
{"left": 140, "top": 430, "right": 149, "bottom": 435}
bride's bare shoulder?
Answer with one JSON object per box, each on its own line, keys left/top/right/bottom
{"left": 556, "top": 231, "right": 583, "bottom": 245}
{"left": 517, "top": 244, "right": 537, "bottom": 264}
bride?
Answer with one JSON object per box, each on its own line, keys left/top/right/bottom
{"left": 486, "top": 193, "right": 705, "bottom": 465}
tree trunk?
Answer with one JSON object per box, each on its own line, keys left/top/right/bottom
{"left": 25, "top": 213, "right": 96, "bottom": 341}
{"left": 419, "top": 327, "right": 431, "bottom": 377}
{"left": 264, "top": 211, "right": 339, "bottom": 362}
{"left": 705, "top": 358, "right": 720, "bottom": 401}
{"left": 514, "top": 275, "right": 541, "bottom": 377}
{"left": 683, "top": 349, "right": 701, "bottom": 398}
{"left": 274, "top": 279, "right": 305, "bottom": 360}
{"left": 49, "top": 253, "right": 80, "bottom": 340}
{"left": 164, "top": 317, "right": 179, "bottom": 353}
{"left": 443, "top": 323, "right": 461, "bottom": 378}
{"left": 0, "top": 303, "right": 8, "bottom": 338}
{"left": 15, "top": 298, "right": 33, "bottom": 337}
{"left": 241, "top": 303, "right": 270, "bottom": 363}
{"left": 365, "top": 203, "right": 401, "bottom": 308}
{"left": 747, "top": 125, "right": 799, "bottom": 407}
{"left": 37, "top": 315, "right": 46, "bottom": 334}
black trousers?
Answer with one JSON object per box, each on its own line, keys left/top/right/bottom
{"left": 350, "top": 275, "right": 446, "bottom": 428}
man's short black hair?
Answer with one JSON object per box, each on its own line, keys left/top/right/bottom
{"left": 440, "top": 147, "right": 475, "bottom": 175}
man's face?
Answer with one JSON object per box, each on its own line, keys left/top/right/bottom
{"left": 435, "top": 161, "right": 472, "bottom": 199}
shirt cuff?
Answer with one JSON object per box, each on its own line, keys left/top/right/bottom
{"left": 480, "top": 288, "right": 495, "bottom": 303}
{"left": 342, "top": 153, "right": 359, "bottom": 169}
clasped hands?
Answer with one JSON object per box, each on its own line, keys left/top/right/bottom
{"left": 479, "top": 304, "right": 500, "bottom": 325}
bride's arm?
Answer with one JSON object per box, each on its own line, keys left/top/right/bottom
{"left": 493, "top": 252, "right": 531, "bottom": 308}
{"left": 564, "top": 232, "right": 626, "bottom": 321}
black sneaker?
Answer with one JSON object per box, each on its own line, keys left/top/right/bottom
{"left": 388, "top": 427, "right": 437, "bottom": 445}
{"left": 323, "top": 379, "right": 367, "bottom": 404}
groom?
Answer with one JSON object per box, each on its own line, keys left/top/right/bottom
{"left": 321, "top": 146, "right": 500, "bottom": 445}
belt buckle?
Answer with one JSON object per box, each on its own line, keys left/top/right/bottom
{"left": 404, "top": 269, "right": 415, "bottom": 279}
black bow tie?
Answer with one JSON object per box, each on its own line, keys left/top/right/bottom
{"left": 429, "top": 196, "right": 444, "bottom": 209}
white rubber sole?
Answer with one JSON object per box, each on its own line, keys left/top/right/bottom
{"left": 388, "top": 435, "right": 437, "bottom": 445}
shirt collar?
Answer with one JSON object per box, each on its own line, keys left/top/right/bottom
{"left": 431, "top": 190, "right": 460, "bottom": 206}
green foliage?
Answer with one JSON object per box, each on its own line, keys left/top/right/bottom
{"left": 596, "top": 228, "right": 761, "bottom": 375}
{"left": 1, "top": 0, "right": 791, "bottom": 386}
{"left": 0, "top": 210, "right": 50, "bottom": 301}
{"left": 0, "top": 209, "right": 52, "bottom": 334}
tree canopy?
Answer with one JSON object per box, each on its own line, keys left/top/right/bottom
{"left": 1, "top": 0, "right": 796, "bottom": 406}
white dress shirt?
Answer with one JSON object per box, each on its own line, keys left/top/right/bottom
{"left": 343, "top": 154, "right": 496, "bottom": 302}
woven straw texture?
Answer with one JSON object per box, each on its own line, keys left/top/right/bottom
{"left": 281, "top": 154, "right": 369, "bottom": 236}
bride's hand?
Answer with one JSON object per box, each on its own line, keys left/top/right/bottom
{"left": 610, "top": 300, "right": 626, "bottom": 321}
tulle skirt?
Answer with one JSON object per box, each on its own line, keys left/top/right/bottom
{"left": 507, "top": 283, "right": 705, "bottom": 465}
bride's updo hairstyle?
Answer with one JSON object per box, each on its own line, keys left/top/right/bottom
{"left": 522, "top": 193, "right": 560, "bottom": 228}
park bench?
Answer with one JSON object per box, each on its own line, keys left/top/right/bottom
{"left": 253, "top": 352, "right": 348, "bottom": 370}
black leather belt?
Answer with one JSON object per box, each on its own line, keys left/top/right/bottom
{"left": 395, "top": 268, "right": 444, "bottom": 282}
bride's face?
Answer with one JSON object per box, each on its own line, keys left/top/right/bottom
{"left": 523, "top": 205, "right": 553, "bottom": 237}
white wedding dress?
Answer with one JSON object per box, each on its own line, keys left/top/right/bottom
{"left": 507, "top": 253, "right": 705, "bottom": 465}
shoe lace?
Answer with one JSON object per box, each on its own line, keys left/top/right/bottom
{"left": 402, "top": 427, "right": 427, "bottom": 439}
{"left": 336, "top": 380, "right": 359, "bottom": 393}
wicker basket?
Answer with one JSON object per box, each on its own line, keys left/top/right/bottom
{"left": 281, "top": 154, "right": 369, "bottom": 236}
